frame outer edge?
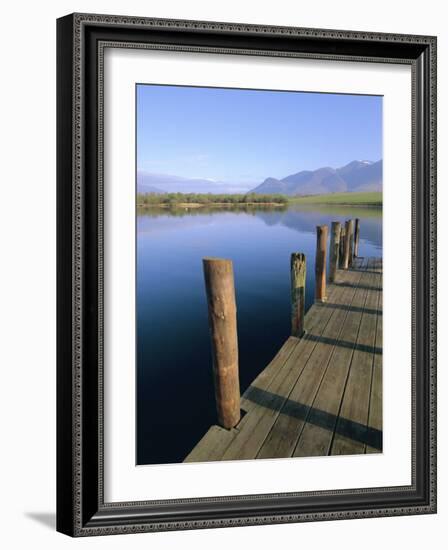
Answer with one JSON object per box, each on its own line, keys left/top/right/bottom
{"left": 72, "top": 11, "right": 436, "bottom": 44}
{"left": 56, "top": 13, "right": 77, "bottom": 537}
{"left": 59, "top": 12, "right": 437, "bottom": 536}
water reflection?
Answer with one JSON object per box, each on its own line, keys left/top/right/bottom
{"left": 137, "top": 204, "right": 382, "bottom": 249}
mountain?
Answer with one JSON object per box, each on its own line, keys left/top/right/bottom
{"left": 250, "top": 160, "right": 382, "bottom": 196}
{"left": 137, "top": 182, "right": 166, "bottom": 194}
{"left": 137, "top": 172, "right": 254, "bottom": 195}
{"left": 338, "top": 160, "right": 382, "bottom": 192}
{"left": 137, "top": 160, "right": 382, "bottom": 196}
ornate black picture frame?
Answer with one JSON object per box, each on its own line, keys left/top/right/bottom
{"left": 57, "top": 13, "right": 437, "bottom": 537}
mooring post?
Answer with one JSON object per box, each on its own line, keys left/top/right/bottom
{"left": 349, "top": 219, "right": 355, "bottom": 266}
{"left": 339, "top": 225, "right": 346, "bottom": 267}
{"left": 203, "top": 258, "right": 240, "bottom": 429}
{"left": 291, "top": 253, "right": 306, "bottom": 337}
{"left": 315, "top": 225, "right": 328, "bottom": 302}
{"left": 342, "top": 219, "right": 353, "bottom": 269}
{"left": 354, "top": 218, "right": 360, "bottom": 257}
{"left": 329, "top": 221, "right": 341, "bottom": 283}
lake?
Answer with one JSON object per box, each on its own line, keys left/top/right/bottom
{"left": 136, "top": 204, "right": 382, "bottom": 465}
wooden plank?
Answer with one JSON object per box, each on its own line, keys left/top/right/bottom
{"left": 365, "top": 290, "right": 383, "bottom": 454}
{"left": 330, "top": 260, "right": 381, "bottom": 455}
{"left": 257, "top": 265, "right": 369, "bottom": 459}
{"left": 184, "top": 425, "right": 237, "bottom": 462}
{"left": 222, "top": 261, "right": 368, "bottom": 461}
{"left": 292, "top": 262, "right": 374, "bottom": 457}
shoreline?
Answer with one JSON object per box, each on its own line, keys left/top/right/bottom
{"left": 137, "top": 191, "right": 382, "bottom": 209}
{"left": 137, "top": 201, "right": 382, "bottom": 209}
{"left": 292, "top": 202, "right": 382, "bottom": 208}
{"left": 137, "top": 202, "right": 287, "bottom": 209}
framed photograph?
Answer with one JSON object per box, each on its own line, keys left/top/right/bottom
{"left": 57, "top": 13, "right": 437, "bottom": 536}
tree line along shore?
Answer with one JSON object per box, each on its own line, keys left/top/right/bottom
{"left": 137, "top": 193, "right": 288, "bottom": 207}
{"left": 137, "top": 191, "right": 382, "bottom": 208}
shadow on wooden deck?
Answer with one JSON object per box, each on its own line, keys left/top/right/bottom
{"left": 303, "top": 333, "right": 382, "bottom": 355}
{"left": 244, "top": 386, "right": 383, "bottom": 451}
{"left": 324, "top": 302, "right": 382, "bottom": 316}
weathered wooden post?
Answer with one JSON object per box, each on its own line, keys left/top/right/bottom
{"left": 354, "top": 218, "right": 360, "bottom": 257}
{"left": 349, "top": 219, "right": 355, "bottom": 266}
{"left": 291, "top": 253, "right": 306, "bottom": 337}
{"left": 342, "top": 219, "right": 353, "bottom": 269}
{"left": 339, "top": 226, "right": 346, "bottom": 267}
{"left": 329, "top": 221, "right": 341, "bottom": 283}
{"left": 203, "top": 258, "right": 240, "bottom": 429}
{"left": 315, "top": 225, "right": 328, "bottom": 302}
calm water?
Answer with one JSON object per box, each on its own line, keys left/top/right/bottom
{"left": 137, "top": 204, "right": 382, "bottom": 465}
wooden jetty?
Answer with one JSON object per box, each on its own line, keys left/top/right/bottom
{"left": 185, "top": 224, "right": 382, "bottom": 463}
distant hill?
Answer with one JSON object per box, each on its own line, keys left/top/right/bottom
{"left": 137, "top": 183, "right": 166, "bottom": 194}
{"left": 137, "top": 172, "right": 253, "bottom": 195}
{"left": 250, "top": 160, "right": 382, "bottom": 196}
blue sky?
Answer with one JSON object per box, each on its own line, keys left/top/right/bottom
{"left": 137, "top": 84, "right": 382, "bottom": 189}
